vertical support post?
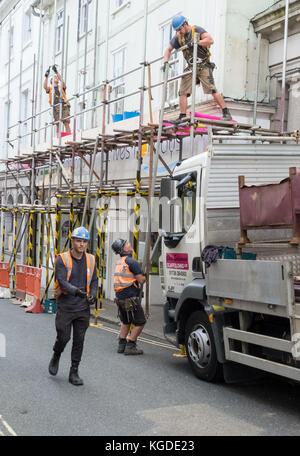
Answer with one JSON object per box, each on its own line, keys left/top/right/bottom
{"left": 46, "top": 212, "right": 51, "bottom": 299}
{"left": 82, "top": 136, "right": 100, "bottom": 227}
{"left": 12, "top": 209, "right": 18, "bottom": 290}
{"left": 95, "top": 191, "right": 102, "bottom": 324}
{"left": 6, "top": 15, "right": 12, "bottom": 159}
{"left": 68, "top": 195, "right": 74, "bottom": 248}
{"left": 92, "top": 0, "right": 99, "bottom": 128}
{"left": 99, "top": 202, "right": 109, "bottom": 310}
{"left": 39, "top": 212, "right": 44, "bottom": 269}
{"left": 55, "top": 196, "right": 61, "bottom": 257}
{"left": 1, "top": 210, "right": 6, "bottom": 262}
{"left": 280, "top": 0, "right": 289, "bottom": 134}
{"left": 28, "top": 210, "right": 34, "bottom": 266}
{"left": 190, "top": 32, "right": 200, "bottom": 156}
{"left": 253, "top": 33, "right": 262, "bottom": 126}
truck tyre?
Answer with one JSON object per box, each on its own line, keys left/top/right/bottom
{"left": 185, "top": 311, "right": 223, "bottom": 382}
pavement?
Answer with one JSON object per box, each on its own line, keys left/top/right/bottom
{"left": 91, "top": 298, "right": 166, "bottom": 341}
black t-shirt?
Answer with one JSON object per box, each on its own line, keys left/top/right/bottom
{"left": 116, "top": 254, "right": 142, "bottom": 300}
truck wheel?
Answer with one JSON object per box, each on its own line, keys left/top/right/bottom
{"left": 185, "top": 311, "right": 223, "bottom": 382}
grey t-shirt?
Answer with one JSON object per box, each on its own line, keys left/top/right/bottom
{"left": 170, "top": 25, "right": 207, "bottom": 50}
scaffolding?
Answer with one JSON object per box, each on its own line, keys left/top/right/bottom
{"left": 1, "top": 0, "right": 300, "bottom": 321}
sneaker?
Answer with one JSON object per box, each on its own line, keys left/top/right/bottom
{"left": 48, "top": 352, "right": 60, "bottom": 376}
{"left": 117, "top": 338, "right": 127, "bottom": 354}
{"left": 69, "top": 366, "right": 84, "bottom": 386}
{"left": 124, "top": 341, "right": 143, "bottom": 356}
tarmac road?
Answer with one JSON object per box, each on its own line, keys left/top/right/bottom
{"left": 1, "top": 299, "right": 300, "bottom": 437}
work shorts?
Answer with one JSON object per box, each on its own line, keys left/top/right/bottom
{"left": 179, "top": 63, "right": 217, "bottom": 96}
{"left": 115, "top": 297, "right": 146, "bottom": 327}
{"left": 53, "top": 103, "right": 71, "bottom": 123}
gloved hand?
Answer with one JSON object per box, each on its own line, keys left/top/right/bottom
{"left": 45, "top": 67, "right": 51, "bottom": 78}
{"left": 86, "top": 294, "right": 96, "bottom": 306}
{"left": 75, "top": 288, "right": 87, "bottom": 298}
{"left": 162, "top": 61, "right": 169, "bottom": 73}
{"left": 52, "top": 64, "right": 58, "bottom": 74}
{"left": 187, "top": 41, "right": 194, "bottom": 50}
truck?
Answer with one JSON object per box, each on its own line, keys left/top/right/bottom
{"left": 158, "top": 131, "right": 300, "bottom": 384}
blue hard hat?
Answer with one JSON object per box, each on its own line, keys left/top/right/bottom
{"left": 71, "top": 226, "right": 90, "bottom": 241}
{"left": 172, "top": 14, "right": 187, "bottom": 30}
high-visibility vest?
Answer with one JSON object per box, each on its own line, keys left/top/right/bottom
{"left": 114, "top": 256, "right": 139, "bottom": 294}
{"left": 54, "top": 251, "right": 96, "bottom": 298}
{"left": 177, "top": 25, "right": 211, "bottom": 63}
{"left": 48, "top": 84, "right": 68, "bottom": 106}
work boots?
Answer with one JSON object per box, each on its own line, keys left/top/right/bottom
{"left": 117, "top": 338, "right": 127, "bottom": 353}
{"left": 69, "top": 366, "right": 84, "bottom": 386}
{"left": 124, "top": 340, "right": 143, "bottom": 355}
{"left": 221, "top": 108, "right": 232, "bottom": 121}
{"left": 48, "top": 352, "right": 61, "bottom": 376}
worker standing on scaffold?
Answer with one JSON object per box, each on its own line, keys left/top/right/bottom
{"left": 43, "top": 65, "right": 71, "bottom": 138}
{"left": 112, "top": 239, "right": 146, "bottom": 355}
{"left": 163, "top": 15, "right": 232, "bottom": 123}
{"left": 48, "top": 227, "right": 97, "bottom": 386}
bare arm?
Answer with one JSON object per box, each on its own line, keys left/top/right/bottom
{"left": 164, "top": 43, "right": 174, "bottom": 62}
{"left": 43, "top": 78, "right": 50, "bottom": 93}
{"left": 198, "top": 32, "right": 214, "bottom": 48}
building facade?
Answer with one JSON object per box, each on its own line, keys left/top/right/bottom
{"left": 0, "top": 0, "right": 299, "bottom": 304}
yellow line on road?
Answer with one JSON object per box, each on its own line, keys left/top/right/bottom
{"left": 90, "top": 323, "right": 180, "bottom": 351}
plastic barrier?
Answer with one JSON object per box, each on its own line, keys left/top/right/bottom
{"left": 14, "top": 265, "right": 27, "bottom": 305}
{"left": 0, "top": 262, "right": 11, "bottom": 299}
{"left": 20, "top": 266, "right": 44, "bottom": 314}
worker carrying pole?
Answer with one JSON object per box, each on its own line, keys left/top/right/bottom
{"left": 43, "top": 65, "right": 71, "bottom": 137}
{"left": 111, "top": 239, "right": 146, "bottom": 355}
{"left": 163, "top": 15, "right": 232, "bottom": 123}
{"left": 48, "top": 226, "right": 97, "bottom": 386}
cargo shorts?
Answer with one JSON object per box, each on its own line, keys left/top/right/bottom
{"left": 53, "top": 103, "right": 71, "bottom": 123}
{"left": 115, "top": 297, "right": 146, "bottom": 327}
{"left": 179, "top": 63, "right": 217, "bottom": 97}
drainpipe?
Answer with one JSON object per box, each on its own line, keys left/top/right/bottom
{"left": 280, "top": 0, "right": 289, "bottom": 134}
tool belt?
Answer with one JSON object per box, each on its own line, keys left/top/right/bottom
{"left": 115, "top": 296, "right": 139, "bottom": 312}
{"left": 186, "top": 59, "right": 216, "bottom": 71}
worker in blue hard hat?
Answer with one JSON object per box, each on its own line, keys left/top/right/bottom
{"left": 163, "top": 15, "right": 232, "bottom": 123}
{"left": 48, "top": 226, "right": 97, "bottom": 386}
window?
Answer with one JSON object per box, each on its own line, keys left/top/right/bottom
{"left": 161, "top": 22, "right": 179, "bottom": 104}
{"left": 56, "top": 9, "right": 64, "bottom": 54}
{"left": 78, "top": 0, "right": 89, "bottom": 37}
{"left": 23, "top": 9, "right": 32, "bottom": 44}
{"left": 112, "top": 47, "right": 126, "bottom": 115}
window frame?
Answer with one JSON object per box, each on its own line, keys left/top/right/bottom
{"left": 112, "top": 46, "right": 127, "bottom": 115}
{"left": 55, "top": 8, "right": 64, "bottom": 54}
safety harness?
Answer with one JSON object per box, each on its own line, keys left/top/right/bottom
{"left": 48, "top": 84, "right": 68, "bottom": 107}
{"left": 177, "top": 25, "right": 211, "bottom": 66}
{"left": 54, "top": 251, "right": 95, "bottom": 299}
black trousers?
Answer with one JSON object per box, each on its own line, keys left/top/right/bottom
{"left": 53, "top": 308, "right": 90, "bottom": 367}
